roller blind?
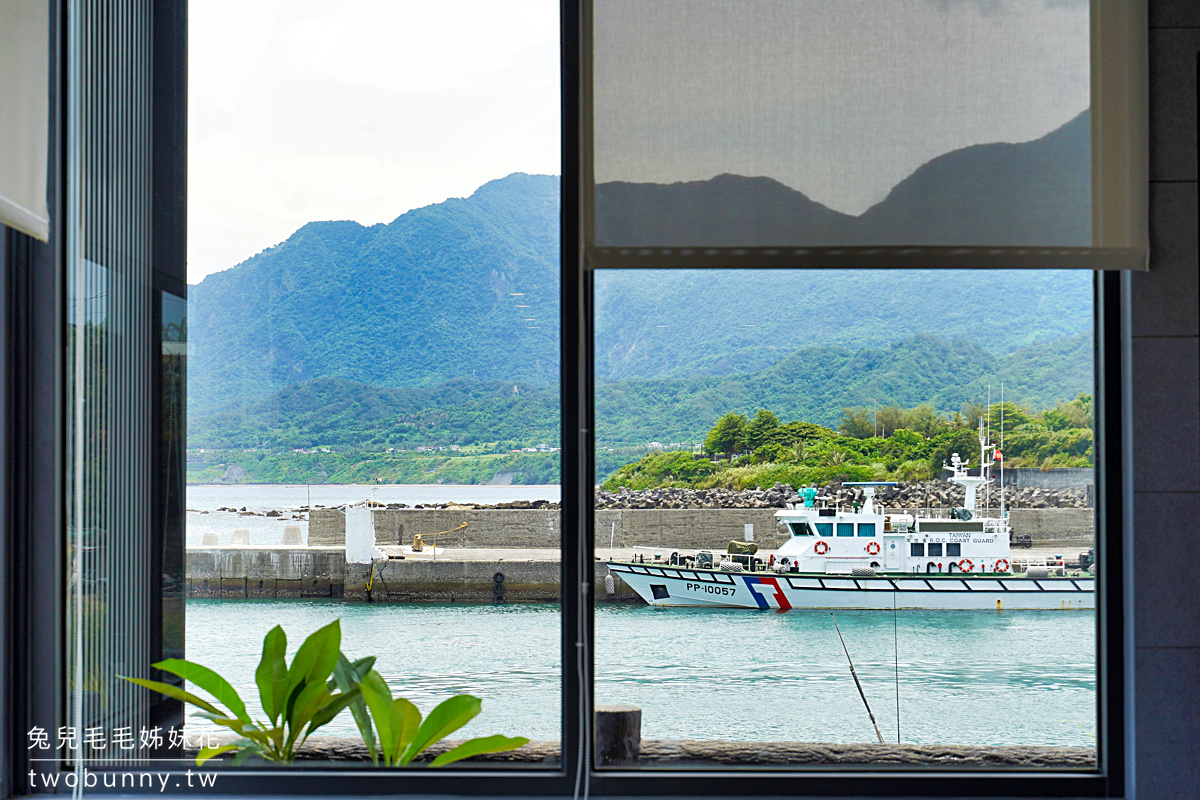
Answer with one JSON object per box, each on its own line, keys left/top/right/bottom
{"left": 0, "top": 0, "right": 50, "bottom": 241}
{"left": 585, "top": 0, "right": 1146, "bottom": 269}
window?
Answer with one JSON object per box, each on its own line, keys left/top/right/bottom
{"left": 815, "top": 523, "right": 833, "bottom": 537}
{"left": 789, "top": 522, "right": 814, "bottom": 537}
{"left": 910, "top": 542, "right": 925, "bottom": 557}
{"left": 928, "top": 543, "right": 944, "bottom": 558}
{"left": 947, "top": 543, "right": 962, "bottom": 558}
{"left": 858, "top": 523, "right": 876, "bottom": 537}
{"left": 3, "top": 0, "right": 1142, "bottom": 797}
{"left": 581, "top": 0, "right": 1139, "bottom": 791}
{"left": 836, "top": 523, "right": 854, "bottom": 537}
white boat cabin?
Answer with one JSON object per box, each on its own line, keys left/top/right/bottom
{"left": 773, "top": 452, "right": 1013, "bottom": 576}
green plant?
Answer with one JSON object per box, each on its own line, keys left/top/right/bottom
{"left": 122, "top": 620, "right": 528, "bottom": 768}
{"left": 122, "top": 620, "right": 365, "bottom": 765}
{"left": 352, "top": 670, "right": 529, "bottom": 766}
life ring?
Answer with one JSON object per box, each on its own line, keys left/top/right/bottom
{"left": 814, "top": 541, "right": 830, "bottom": 555}
{"left": 958, "top": 559, "right": 974, "bottom": 573}
{"left": 866, "top": 541, "right": 881, "bottom": 555}
{"left": 993, "top": 558, "right": 1010, "bottom": 573}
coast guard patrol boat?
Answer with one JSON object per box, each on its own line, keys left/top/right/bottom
{"left": 607, "top": 432, "right": 1094, "bottom": 610}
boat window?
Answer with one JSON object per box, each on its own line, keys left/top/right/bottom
{"left": 789, "top": 522, "right": 815, "bottom": 536}
{"left": 910, "top": 542, "right": 925, "bottom": 557}
{"left": 947, "top": 543, "right": 962, "bottom": 557}
{"left": 928, "top": 543, "right": 944, "bottom": 557}
{"left": 857, "top": 523, "right": 876, "bottom": 537}
{"left": 836, "top": 523, "right": 854, "bottom": 537}
{"left": 815, "top": 523, "right": 833, "bottom": 537}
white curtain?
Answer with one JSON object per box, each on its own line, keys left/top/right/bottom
{"left": 588, "top": 0, "right": 1146, "bottom": 267}
{"left": 0, "top": 0, "right": 50, "bottom": 241}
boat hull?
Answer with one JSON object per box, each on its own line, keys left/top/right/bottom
{"left": 607, "top": 562, "right": 1093, "bottom": 610}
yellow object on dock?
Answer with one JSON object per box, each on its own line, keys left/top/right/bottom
{"left": 412, "top": 522, "right": 469, "bottom": 552}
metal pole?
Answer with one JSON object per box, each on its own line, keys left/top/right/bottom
{"left": 832, "top": 614, "right": 885, "bottom": 744}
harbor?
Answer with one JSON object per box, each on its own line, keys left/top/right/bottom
{"left": 185, "top": 507, "right": 1093, "bottom": 603}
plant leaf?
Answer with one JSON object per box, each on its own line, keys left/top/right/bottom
{"left": 333, "top": 654, "right": 377, "bottom": 765}
{"left": 153, "top": 658, "right": 250, "bottom": 723}
{"left": 388, "top": 697, "right": 421, "bottom": 766}
{"left": 120, "top": 676, "right": 224, "bottom": 717}
{"left": 285, "top": 620, "right": 341, "bottom": 698}
{"left": 230, "top": 742, "right": 262, "bottom": 766}
{"left": 308, "top": 687, "right": 360, "bottom": 735}
{"left": 358, "top": 671, "right": 395, "bottom": 761}
{"left": 286, "top": 682, "right": 330, "bottom": 749}
{"left": 195, "top": 744, "right": 239, "bottom": 766}
{"left": 428, "top": 735, "right": 531, "bottom": 767}
{"left": 255, "top": 625, "right": 288, "bottom": 725}
{"left": 400, "top": 694, "right": 479, "bottom": 766}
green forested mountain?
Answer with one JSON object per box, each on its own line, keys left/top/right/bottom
{"left": 594, "top": 331, "right": 1091, "bottom": 444}
{"left": 190, "top": 164, "right": 1093, "bottom": 422}
{"left": 189, "top": 173, "right": 561, "bottom": 414}
{"left": 190, "top": 332, "right": 1090, "bottom": 452}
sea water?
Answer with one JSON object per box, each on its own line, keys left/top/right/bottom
{"left": 185, "top": 599, "right": 1097, "bottom": 748}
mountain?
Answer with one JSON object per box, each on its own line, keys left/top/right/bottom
{"left": 594, "top": 332, "right": 1091, "bottom": 443}
{"left": 188, "top": 173, "right": 561, "bottom": 414}
{"left": 189, "top": 332, "right": 1091, "bottom": 451}
{"left": 593, "top": 268, "right": 1093, "bottom": 383}
{"left": 595, "top": 110, "right": 1089, "bottom": 247}
{"left": 189, "top": 116, "right": 1094, "bottom": 419}
{"left": 594, "top": 173, "right": 858, "bottom": 246}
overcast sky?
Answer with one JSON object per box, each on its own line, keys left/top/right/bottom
{"left": 594, "top": 0, "right": 1090, "bottom": 216}
{"left": 188, "top": 0, "right": 560, "bottom": 283}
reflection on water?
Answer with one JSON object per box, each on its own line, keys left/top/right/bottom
{"left": 186, "top": 600, "right": 1095, "bottom": 748}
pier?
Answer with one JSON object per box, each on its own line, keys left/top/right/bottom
{"left": 186, "top": 508, "right": 1094, "bottom": 602}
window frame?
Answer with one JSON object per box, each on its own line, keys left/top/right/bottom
{"left": 2, "top": 2, "right": 1131, "bottom": 799}
{"left": 574, "top": 0, "right": 1131, "bottom": 795}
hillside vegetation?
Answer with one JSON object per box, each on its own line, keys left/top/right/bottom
{"left": 603, "top": 394, "right": 1093, "bottom": 493}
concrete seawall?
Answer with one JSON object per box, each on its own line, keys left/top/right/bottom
{"left": 188, "top": 508, "right": 1094, "bottom": 602}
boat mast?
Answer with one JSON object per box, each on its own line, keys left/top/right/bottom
{"left": 1000, "top": 383, "right": 1006, "bottom": 522}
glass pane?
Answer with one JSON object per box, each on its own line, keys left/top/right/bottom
{"left": 183, "top": 0, "right": 561, "bottom": 768}
{"left": 592, "top": 0, "right": 1091, "bottom": 248}
{"left": 595, "top": 268, "right": 1097, "bottom": 769}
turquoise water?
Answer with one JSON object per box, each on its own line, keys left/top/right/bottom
{"left": 185, "top": 600, "right": 1096, "bottom": 748}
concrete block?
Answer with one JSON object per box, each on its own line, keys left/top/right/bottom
{"left": 246, "top": 577, "right": 276, "bottom": 599}
{"left": 1149, "top": 29, "right": 1200, "bottom": 181}
{"left": 219, "top": 577, "right": 246, "bottom": 597}
{"left": 200, "top": 532, "right": 218, "bottom": 546}
{"left": 1133, "top": 183, "right": 1200, "bottom": 337}
{"left": 282, "top": 525, "right": 304, "bottom": 545}
{"left": 1136, "top": 647, "right": 1200, "bottom": 799}
{"left": 346, "top": 507, "right": 382, "bottom": 564}
{"left": 1131, "top": 337, "right": 1200, "bottom": 493}
{"left": 1134, "top": 493, "right": 1200, "bottom": 648}
{"left": 229, "top": 529, "right": 250, "bottom": 546}
{"left": 308, "top": 509, "right": 346, "bottom": 546}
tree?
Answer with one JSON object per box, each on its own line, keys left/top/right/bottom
{"left": 745, "top": 408, "right": 781, "bottom": 450}
{"left": 838, "top": 407, "right": 874, "bottom": 438}
{"left": 703, "top": 412, "right": 748, "bottom": 458}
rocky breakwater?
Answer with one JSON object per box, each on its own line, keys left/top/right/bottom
{"left": 594, "top": 480, "right": 1092, "bottom": 510}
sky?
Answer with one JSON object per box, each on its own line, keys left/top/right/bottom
{"left": 188, "top": 0, "right": 560, "bottom": 283}
{"left": 593, "top": 0, "right": 1090, "bottom": 216}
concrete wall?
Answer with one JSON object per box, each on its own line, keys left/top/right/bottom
{"left": 187, "top": 548, "right": 346, "bottom": 599}
{"left": 1132, "top": 7, "right": 1200, "bottom": 796}
{"left": 999, "top": 468, "right": 1094, "bottom": 491}
{"left": 184, "top": 548, "right": 639, "bottom": 603}
{"left": 311, "top": 507, "right": 795, "bottom": 550}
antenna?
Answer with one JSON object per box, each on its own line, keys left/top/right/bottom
{"left": 832, "top": 614, "right": 885, "bottom": 744}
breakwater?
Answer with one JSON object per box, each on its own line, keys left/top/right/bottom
{"left": 187, "top": 506, "right": 1094, "bottom": 602}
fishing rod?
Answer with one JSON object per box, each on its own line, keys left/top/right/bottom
{"left": 832, "top": 613, "right": 885, "bottom": 745}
